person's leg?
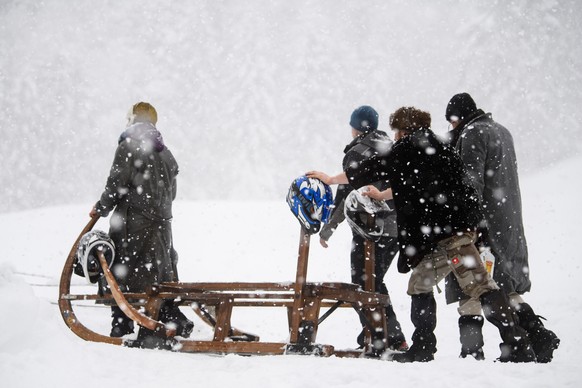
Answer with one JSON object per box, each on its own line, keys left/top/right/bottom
{"left": 444, "top": 234, "right": 535, "bottom": 362}
{"left": 375, "top": 236, "right": 407, "bottom": 350}
{"left": 110, "top": 305, "right": 134, "bottom": 337}
{"left": 385, "top": 304, "right": 408, "bottom": 351}
{"left": 513, "top": 297, "right": 560, "bottom": 363}
{"left": 479, "top": 290, "right": 535, "bottom": 362}
{"left": 392, "top": 251, "right": 451, "bottom": 362}
{"left": 351, "top": 234, "right": 402, "bottom": 353}
{"left": 457, "top": 298, "right": 485, "bottom": 360}
{"left": 392, "top": 292, "right": 437, "bottom": 362}
{"left": 159, "top": 300, "right": 194, "bottom": 338}
{"left": 350, "top": 234, "right": 366, "bottom": 286}
{"left": 350, "top": 233, "right": 369, "bottom": 349}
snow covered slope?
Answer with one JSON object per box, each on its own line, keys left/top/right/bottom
{"left": 1, "top": 156, "right": 581, "bottom": 388}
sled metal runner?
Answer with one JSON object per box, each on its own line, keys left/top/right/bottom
{"left": 59, "top": 216, "right": 390, "bottom": 357}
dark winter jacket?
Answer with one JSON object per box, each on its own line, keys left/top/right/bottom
{"left": 320, "top": 130, "right": 396, "bottom": 241}
{"left": 346, "top": 127, "right": 484, "bottom": 273}
{"left": 95, "top": 122, "right": 179, "bottom": 293}
{"left": 445, "top": 112, "right": 530, "bottom": 302}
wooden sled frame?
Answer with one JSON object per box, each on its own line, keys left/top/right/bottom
{"left": 59, "top": 215, "right": 391, "bottom": 357}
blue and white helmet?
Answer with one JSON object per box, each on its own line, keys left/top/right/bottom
{"left": 286, "top": 176, "right": 333, "bottom": 234}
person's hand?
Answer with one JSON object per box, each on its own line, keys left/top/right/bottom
{"left": 361, "top": 185, "right": 382, "bottom": 200}
{"left": 89, "top": 207, "right": 98, "bottom": 218}
{"left": 306, "top": 171, "right": 331, "bottom": 185}
{"left": 319, "top": 237, "right": 329, "bottom": 248}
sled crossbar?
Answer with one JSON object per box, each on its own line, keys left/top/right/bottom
{"left": 62, "top": 290, "right": 389, "bottom": 308}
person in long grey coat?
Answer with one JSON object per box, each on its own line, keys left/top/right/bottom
{"left": 91, "top": 102, "right": 193, "bottom": 338}
{"left": 444, "top": 93, "right": 559, "bottom": 362}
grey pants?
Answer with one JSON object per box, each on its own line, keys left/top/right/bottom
{"left": 407, "top": 232, "right": 499, "bottom": 298}
{"left": 458, "top": 292, "right": 525, "bottom": 316}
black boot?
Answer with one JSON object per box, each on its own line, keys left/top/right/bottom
{"left": 159, "top": 301, "right": 194, "bottom": 338}
{"left": 386, "top": 304, "right": 408, "bottom": 351}
{"left": 110, "top": 306, "right": 134, "bottom": 337}
{"left": 392, "top": 293, "right": 437, "bottom": 363}
{"left": 126, "top": 326, "right": 176, "bottom": 350}
{"left": 355, "top": 302, "right": 409, "bottom": 351}
{"left": 458, "top": 315, "right": 485, "bottom": 360}
{"left": 515, "top": 303, "right": 560, "bottom": 363}
{"left": 480, "top": 290, "right": 536, "bottom": 363}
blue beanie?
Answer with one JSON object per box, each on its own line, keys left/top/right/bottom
{"left": 350, "top": 105, "right": 378, "bottom": 133}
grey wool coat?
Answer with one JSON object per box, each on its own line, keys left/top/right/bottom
{"left": 95, "top": 122, "right": 179, "bottom": 293}
{"left": 445, "top": 112, "right": 531, "bottom": 303}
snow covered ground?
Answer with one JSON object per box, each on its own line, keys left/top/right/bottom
{"left": 1, "top": 156, "right": 581, "bottom": 388}
{"left": 1, "top": 1, "right": 581, "bottom": 386}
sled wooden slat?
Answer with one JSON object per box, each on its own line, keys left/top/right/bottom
{"left": 289, "top": 229, "right": 310, "bottom": 343}
{"left": 160, "top": 281, "right": 361, "bottom": 292}
{"left": 212, "top": 298, "right": 234, "bottom": 341}
{"left": 160, "top": 282, "right": 294, "bottom": 292}
{"left": 176, "top": 341, "right": 285, "bottom": 355}
{"left": 331, "top": 349, "right": 366, "bottom": 358}
{"left": 65, "top": 289, "right": 387, "bottom": 307}
{"left": 176, "top": 340, "right": 335, "bottom": 357}
{"left": 306, "top": 285, "right": 391, "bottom": 305}
{"left": 62, "top": 293, "right": 148, "bottom": 301}
{"left": 191, "top": 304, "right": 260, "bottom": 342}
{"left": 178, "top": 292, "right": 295, "bottom": 300}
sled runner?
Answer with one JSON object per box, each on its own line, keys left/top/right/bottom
{"left": 59, "top": 215, "right": 391, "bottom": 357}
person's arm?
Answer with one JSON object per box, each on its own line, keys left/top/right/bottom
{"left": 343, "top": 149, "right": 389, "bottom": 190}
{"left": 457, "top": 125, "right": 487, "bottom": 198}
{"left": 90, "top": 142, "right": 133, "bottom": 217}
{"left": 305, "top": 171, "right": 348, "bottom": 185}
{"left": 318, "top": 185, "right": 350, "bottom": 247}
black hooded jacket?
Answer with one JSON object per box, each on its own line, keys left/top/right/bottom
{"left": 346, "top": 127, "right": 484, "bottom": 273}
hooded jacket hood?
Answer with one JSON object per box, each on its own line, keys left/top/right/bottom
{"left": 119, "top": 122, "right": 165, "bottom": 152}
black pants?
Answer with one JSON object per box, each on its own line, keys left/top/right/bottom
{"left": 350, "top": 233, "right": 397, "bottom": 293}
{"left": 351, "top": 233, "right": 405, "bottom": 346}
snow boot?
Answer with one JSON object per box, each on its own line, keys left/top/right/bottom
{"left": 392, "top": 292, "right": 437, "bottom": 363}
{"left": 357, "top": 303, "right": 409, "bottom": 352}
{"left": 515, "top": 303, "right": 560, "bottom": 363}
{"left": 458, "top": 315, "right": 485, "bottom": 360}
{"left": 110, "top": 305, "right": 134, "bottom": 337}
{"left": 361, "top": 330, "right": 389, "bottom": 359}
{"left": 480, "top": 290, "right": 536, "bottom": 363}
{"left": 386, "top": 303, "right": 409, "bottom": 351}
{"left": 127, "top": 326, "right": 176, "bottom": 350}
{"left": 159, "top": 301, "right": 194, "bottom": 338}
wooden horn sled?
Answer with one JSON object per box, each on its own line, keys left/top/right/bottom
{"left": 59, "top": 215, "right": 392, "bottom": 358}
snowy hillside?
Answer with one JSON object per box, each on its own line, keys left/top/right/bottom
{"left": 1, "top": 156, "right": 581, "bottom": 388}
{"left": 1, "top": 0, "right": 581, "bottom": 213}
{"left": 1, "top": 1, "right": 581, "bottom": 386}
